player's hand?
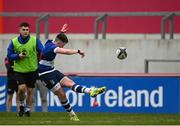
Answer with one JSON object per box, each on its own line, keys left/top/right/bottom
{"left": 78, "top": 50, "right": 85, "bottom": 58}
{"left": 61, "top": 24, "right": 68, "bottom": 33}
{"left": 19, "top": 52, "right": 26, "bottom": 59}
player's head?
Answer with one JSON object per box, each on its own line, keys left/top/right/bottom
{"left": 54, "top": 32, "right": 68, "bottom": 48}
{"left": 19, "top": 22, "right": 30, "bottom": 38}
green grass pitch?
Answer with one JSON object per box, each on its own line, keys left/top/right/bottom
{"left": 0, "top": 112, "right": 180, "bottom": 125}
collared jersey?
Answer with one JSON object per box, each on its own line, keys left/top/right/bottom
{"left": 38, "top": 40, "right": 59, "bottom": 75}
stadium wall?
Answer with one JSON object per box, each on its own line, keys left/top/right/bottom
{"left": 0, "top": 34, "right": 180, "bottom": 73}
{"left": 0, "top": 75, "right": 180, "bottom": 113}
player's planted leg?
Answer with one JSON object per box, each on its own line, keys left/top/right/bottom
{"left": 54, "top": 85, "right": 80, "bottom": 121}
{"left": 69, "top": 113, "right": 80, "bottom": 121}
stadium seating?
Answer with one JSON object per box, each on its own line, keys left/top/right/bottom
{"left": 2, "top": 0, "right": 180, "bottom": 33}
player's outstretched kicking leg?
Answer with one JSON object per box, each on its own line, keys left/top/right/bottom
{"left": 90, "top": 87, "right": 106, "bottom": 97}
{"left": 60, "top": 76, "right": 106, "bottom": 97}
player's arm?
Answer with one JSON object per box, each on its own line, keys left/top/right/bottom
{"left": 60, "top": 24, "right": 68, "bottom": 33}
{"left": 55, "top": 47, "right": 85, "bottom": 58}
{"left": 7, "top": 41, "right": 26, "bottom": 60}
{"left": 36, "top": 38, "right": 44, "bottom": 53}
{"left": 36, "top": 38, "right": 44, "bottom": 60}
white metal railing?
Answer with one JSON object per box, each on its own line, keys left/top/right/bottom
{"left": 144, "top": 59, "right": 180, "bottom": 73}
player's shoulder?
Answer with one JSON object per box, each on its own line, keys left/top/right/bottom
{"left": 45, "top": 39, "right": 54, "bottom": 45}
{"left": 45, "top": 39, "right": 53, "bottom": 44}
{"left": 44, "top": 40, "right": 53, "bottom": 47}
{"left": 44, "top": 40, "right": 57, "bottom": 51}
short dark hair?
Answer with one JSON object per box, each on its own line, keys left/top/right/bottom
{"left": 19, "top": 22, "right": 30, "bottom": 27}
{"left": 55, "top": 32, "right": 68, "bottom": 43}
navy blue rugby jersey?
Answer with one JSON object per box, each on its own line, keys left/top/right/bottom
{"left": 38, "top": 40, "right": 59, "bottom": 75}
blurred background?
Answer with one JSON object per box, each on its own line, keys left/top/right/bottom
{"left": 0, "top": 0, "right": 180, "bottom": 73}
{"left": 0, "top": 0, "right": 180, "bottom": 115}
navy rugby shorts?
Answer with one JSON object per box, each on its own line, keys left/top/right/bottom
{"left": 39, "top": 70, "right": 65, "bottom": 91}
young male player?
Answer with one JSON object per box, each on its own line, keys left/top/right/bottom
{"left": 38, "top": 24, "right": 106, "bottom": 121}
{"left": 7, "top": 22, "right": 43, "bottom": 117}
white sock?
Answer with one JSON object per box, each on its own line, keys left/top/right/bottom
{"left": 26, "top": 107, "right": 30, "bottom": 112}
{"left": 20, "top": 103, "right": 24, "bottom": 106}
{"left": 69, "top": 110, "right": 76, "bottom": 116}
{"left": 84, "top": 88, "right": 91, "bottom": 94}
